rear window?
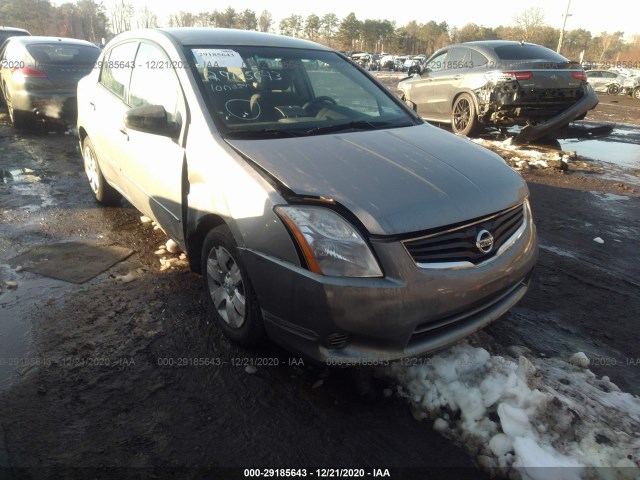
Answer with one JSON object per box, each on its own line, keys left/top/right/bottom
{"left": 0, "top": 30, "right": 30, "bottom": 44}
{"left": 494, "top": 45, "right": 567, "bottom": 63}
{"left": 26, "top": 43, "right": 100, "bottom": 65}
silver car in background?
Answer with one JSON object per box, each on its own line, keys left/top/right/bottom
{"left": 585, "top": 69, "right": 624, "bottom": 95}
{"left": 77, "top": 28, "right": 538, "bottom": 363}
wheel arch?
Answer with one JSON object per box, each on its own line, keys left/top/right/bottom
{"left": 451, "top": 89, "right": 481, "bottom": 115}
{"left": 186, "top": 214, "right": 228, "bottom": 274}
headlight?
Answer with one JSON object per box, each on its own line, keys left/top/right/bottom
{"left": 275, "top": 206, "right": 383, "bottom": 278}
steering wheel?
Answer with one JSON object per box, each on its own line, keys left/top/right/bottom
{"left": 303, "top": 96, "right": 337, "bottom": 113}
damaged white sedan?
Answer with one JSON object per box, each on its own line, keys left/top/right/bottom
{"left": 398, "top": 40, "right": 599, "bottom": 143}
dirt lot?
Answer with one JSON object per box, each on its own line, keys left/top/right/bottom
{"left": 0, "top": 83, "right": 639, "bottom": 478}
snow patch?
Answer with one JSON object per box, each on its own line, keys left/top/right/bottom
{"left": 471, "top": 137, "right": 573, "bottom": 171}
{"left": 386, "top": 343, "right": 640, "bottom": 479}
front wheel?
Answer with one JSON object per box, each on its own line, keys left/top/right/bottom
{"left": 83, "top": 137, "right": 121, "bottom": 204}
{"left": 633, "top": 87, "right": 640, "bottom": 100}
{"left": 451, "top": 93, "right": 478, "bottom": 136}
{"left": 202, "top": 225, "right": 264, "bottom": 346}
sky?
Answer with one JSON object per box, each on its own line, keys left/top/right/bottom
{"left": 93, "top": 0, "right": 638, "bottom": 38}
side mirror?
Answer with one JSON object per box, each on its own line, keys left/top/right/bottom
{"left": 124, "top": 105, "right": 178, "bottom": 137}
{"left": 408, "top": 64, "right": 421, "bottom": 75}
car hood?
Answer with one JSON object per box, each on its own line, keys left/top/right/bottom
{"left": 225, "top": 124, "right": 528, "bottom": 236}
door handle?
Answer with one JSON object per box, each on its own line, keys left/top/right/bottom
{"left": 453, "top": 75, "right": 462, "bottom": 80}
{"left": 119, "top": 127, "right": 129, "bottom": 141}
{"left": 89, "top": 101, "right": 95, "bottom": 111}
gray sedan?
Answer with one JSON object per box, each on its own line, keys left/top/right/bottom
{"left": 0, "top": 36, "right": 100, "bottom": 127}
{"left": 399, "top": 41, "right": 598, "bottom": 142}
{"left": 77, "top": 28, "right": 538, "bottom": 364}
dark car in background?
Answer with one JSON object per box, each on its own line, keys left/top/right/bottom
{"left": 0, "top": 36, "right": 100, "bottom": 127}
{"left": 398, "top": 40, "right": 598, "bottom": 142}
{"left": 0, "top": 26, "right": 30, "bottom": 46}
{"left": 77, "top": 28, "right": 537, "bottom": 363}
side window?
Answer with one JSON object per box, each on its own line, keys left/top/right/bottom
{"left": 588, "top": 71, "right": 602, "bottom": 78}
{"left": 443, "top": 48, "right": 466, "bottom": 70}
{"left": 129, "top": 42, "right": 180, "bottom": 123}
{"left": 470, "top": 50, "right": 488, "bottom": 68}
{"left": 427, "top": 52, "right": 448, "bottom": 72}
{"left": 99, "top": 42, "right": 138, "bottom": 100}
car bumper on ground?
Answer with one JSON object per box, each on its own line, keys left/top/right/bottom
{"left": 241, "top": 216, "right": 538, "bottom": 364}
{"left": 514, "top": 84, "right": 600, "bottom": 144}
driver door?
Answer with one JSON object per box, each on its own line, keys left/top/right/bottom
{"left": 118, "top": 42, "right": 187, "bottom": 244}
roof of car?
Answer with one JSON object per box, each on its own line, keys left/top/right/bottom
{"left": 6, "top": 35, "right": 99, "bottom": 47}
{"left": 0, "top": 27, "right": 30, "bottom": 33}
{"left": 429, "top": 40, "right": 566, "bottom": 61}
{"left": 144, "top": 28, "right": 332, "bottom": 51}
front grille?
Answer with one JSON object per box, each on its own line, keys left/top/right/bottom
{"left": 402, "top": 203, "right": 525, "bottom": 266}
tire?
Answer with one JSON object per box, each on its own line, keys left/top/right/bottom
{"left": 4, "top": 84, "right": 32, "bottom": 129}
{"left": 633, "top": 87, "right": 640, "bottom": 100}
{"left": 607, "top": 84, "right": 620, "bottom": 95}
{"left": 451, "top": 93, "right": 478, "bottom": 136}
{"left": 201, "top": 225, "right": 264, "bottom": 346}
{"left": 82, "top": 137, "right": 121, "bottom": 204}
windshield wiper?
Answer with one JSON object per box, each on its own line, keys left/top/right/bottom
{"left": 304, "top": 120, "right": 401, "bottom": 136}
{"left": 224, "top": 128, "right": 304, "bottom": 140}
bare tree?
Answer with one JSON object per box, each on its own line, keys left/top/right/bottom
{"left": 110, "top": 0, "right": 134, "bottom": 34}
{"left": 514, "top": 7, "right": 545, "bottom": 42}
{"left": 169, "top": 11, "right": 196, "bottom": 27}
{"left": 136, "top": 5, "right": 158, "bottom": 29}
{"left": 258, "top": 10, "right": 273, "bottom": 33}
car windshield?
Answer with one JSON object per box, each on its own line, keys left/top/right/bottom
{"left": 188, "top": 46, "right": 415, "bottom": 138}
{"left": 26, "top": 43, "right": 99, "bottom": 65}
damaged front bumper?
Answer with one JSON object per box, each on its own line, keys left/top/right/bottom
{"left": 514, "top": 84, "right": 599, "bottom": 143}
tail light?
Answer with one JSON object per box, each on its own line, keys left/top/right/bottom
{"left": 506, "top": 71, "right": 533, "bottom": 81}
{"left": 572, "top": 71, "right": 587, "bottom": 81}
{"left": 486, "top": 71, "right": 533, "bottom": 82}
{"left": 12, "top": 66, "right": 47, "bottom": 80}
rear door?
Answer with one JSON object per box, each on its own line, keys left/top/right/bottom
{"left": 86, "top": 41, "right": 139, "bottom": 189}
{"left": 408, "top": 51, "right": 447, "bottom": 118}
{"left": 409, "top": 48, "right": 469, "bottom": 118}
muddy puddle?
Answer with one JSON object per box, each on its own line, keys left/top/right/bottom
{"left": 0, "top": 269, "right": 72, "bottom": 390}
{"left": 559, "top": 124, "right": 640, "bottom": 170}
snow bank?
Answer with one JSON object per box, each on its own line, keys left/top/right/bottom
{"left": 471, "top": 137, "right": 573, "bottom": 171}
{"left": 386, "top": 343, "right": 640, "bottom": 479}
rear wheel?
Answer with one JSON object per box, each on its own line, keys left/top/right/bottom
{"left": 633, "top": 87, "right": 640, "bottom": 100}
{"left": 202, "top": 225, "right": 264, "bottom": 346}
{"left": 451, "top": 93, "right": 478, "bottom": 136}
{"left": 82, "top": 137, "right": 121, "bottom": 204}
{"left": 4, "top": 84, "right": 32, "bottom": 128}
{"left": 607, "top": 84, "right": 620, "bottom": 95}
